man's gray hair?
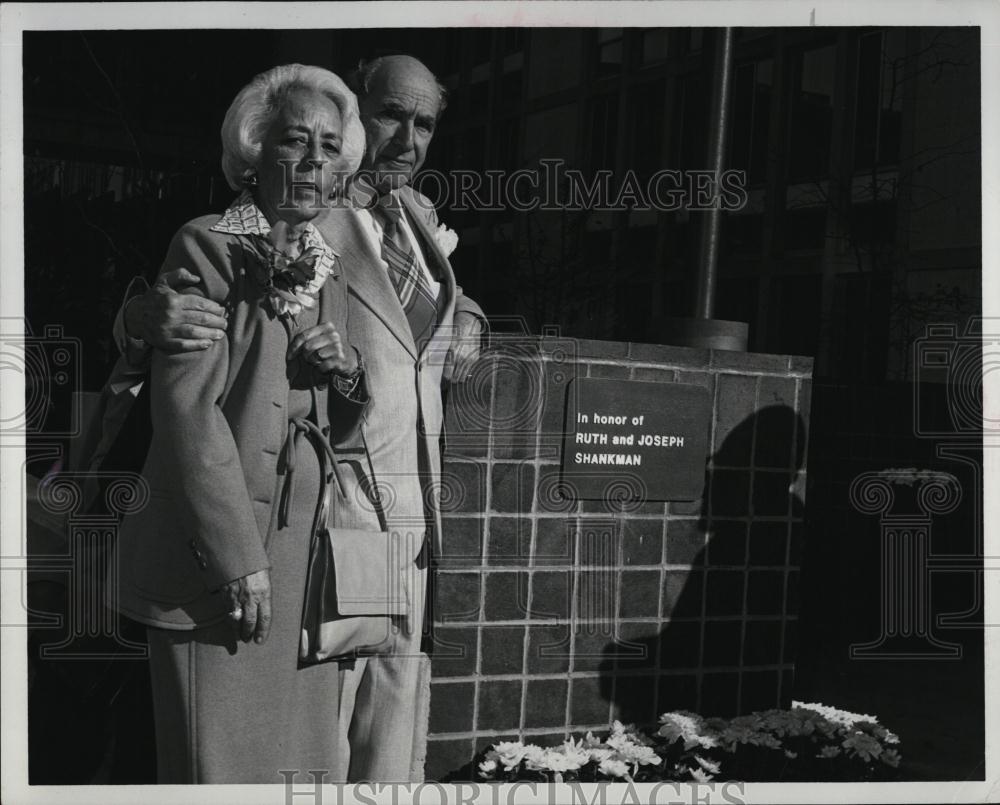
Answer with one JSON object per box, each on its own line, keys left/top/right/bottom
{"left": 220, "top": 63, "right": 366, "bottom": 191}
{"left": 347, "top": 56, "right": 449, "bottom": 115}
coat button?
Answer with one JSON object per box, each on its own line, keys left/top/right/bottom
{"left": 198, "top": 559, "right": 208, "bottom": 570}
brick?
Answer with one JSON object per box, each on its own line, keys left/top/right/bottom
{"left": 575, "top": 568, "right": 617, "bottom": 624}
{"left": 711, "top": 350, "right": 789, "bottom": 375}
{"left": 788, "top": 521, "right": 803, "bottom": 565}
{"left": 526, "top": 624, "right": 572, "bottom": 674}
{"left": 567, "top": 338, "right": 630, "bottom": 360}
{"left": 706, "top": 520, "right": 747, "bottom": 566}
{"left": 747, "top": 521, "right": 787, "bottom": 566}
{"left": 492, "top": 355, "right": 541, "bottom": 459}
{"left": 480, "top": 625, "right": 526, "bottom": 675}
{"left": 675, "top": 370, "right": 717, "bottom": 395}
{"left": 611, "top": 674, "right": 657, "bottom": 724}
{"left": 443, "top": 357, "right": 493, "bottom": 458}
{"left": 789, "top": 355, "right": 814, "bottom": 374}
{"left": 491, "top": 463, "right": 535, "bottom": 513}
{"left": 786, "top": 570, "right": 800, "bottom": 614}
{"left": 486, "top": 517, "right": 531, "bottom": 566}
{"left": 588, "top": 362, "right": 632, "bottom": 380}
{"left": 433, "top": 572, "right": 481, "bottom": 624}
{"left": 569, "top": 676, "right": 612, "bottom": 727}
{"left": 628, "top": 342, "right": 711, "bottom": 368}
{"left": 621, "top": 518, "right": 663, "bottom": 566}
{"left": 477, "top": 679, "right": 523, "bottom": 731}
{"left": 746, "top": 570, "right": 784, "bottom": 616}
{"left": 430, "top": 626, "right": 479, "bottom": 678}
{"left": 534, "top": 518, "right": 574, "bottom": 565}
{"left": 524, "top": 679, "right": 569, "bottom": 728}
{"left": 783, "top": 618, "right": 798, "bottom": 664}
{"left": 615, "top": 621, "right": 660, "bottom": 670}
{"left": 443, "top": 462, "right": 487, "bottom": 514}
{"left": 424, "top": 738, "right": 475, "bottom": 782}
{"left": 658, "top": 620, "right": 702, "bottom": 670}
{"left": 662, "top": 569, "right": 703, "bottom": 619}
{"left": 714, "top": 373, "right": 758, "bottom": 464}
{"left": 740, "top": 670, "right": 781, "bottom": 713}
{"left": 536, "top": 463, "right": 577, "bottom": 514}
{"left": 743, "top": 620, "right": 783, "bottom": 666}
{"left": 572, "top": 626, "right": 617, "bottom": 673}
{"left": 529, "top": 570, "right": 572, "bottom": 619}
{"left": 754, "top": 378, "right": 798, "bottom": 469}
{"left": 702, "top": 620, "right": 743, "bottom": 667}
{"left": 429, "top": 681, "right": 475, "bottom": 734}
{"left": 701, "top": 671, "right": 739, "bottom": 717}
{"left": 631, "top": 366, "right": 677, "bottom": 383}
{"left": 618, "top": 570, "right": 662, "bottom": 619}
{"left": 657, "top": 673, "right": 699, "bottom": 712}
{"left": 665, "top": 519, "right": 705, "bottom": 565}
{"left": 703, "top": 570, "right": 745, "bottom": 617}
{"left": 439, "top": 517, "right": 484, "bottom": 567}
{"left": 483, "top": 571, "right": 529, "bottom": 621}
{"left": 710, "top": 469, "right": 750, "bottom": 517}
{"left": 752, "top": 470, "right": 791, "bottom": 516}
{"left": 576, "top": 520, "right": 619, "bottom": 566}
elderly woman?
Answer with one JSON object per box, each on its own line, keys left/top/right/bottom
{"left": 111, "top": 64, "right": 369, "bottom": 783}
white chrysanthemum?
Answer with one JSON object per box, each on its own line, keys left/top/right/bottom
{"left": 598, "top": 758, "right": 629, "bottom": 779}
{"left": 793, "top": 701, "right": 877, "bottom": 728}
{"left": 694, "top": 755, "right": 720, "bottom": 776}
{"left": 658, "top": 712, "right": 717, "bottom": 750}
{"left": 478, "top": 758, "right": 498, "bottom": 777}
{"left": 494, "top": 741, "right": 528, "bottom": 770}
{"left": 689, "top": 767, "right": 712, "bottom": 783}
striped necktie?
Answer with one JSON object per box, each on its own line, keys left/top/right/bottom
{"left": 372, "top": 203, "right": 439, "bottom": 350}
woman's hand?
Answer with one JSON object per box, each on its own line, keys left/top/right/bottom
{"left": 287, "top": 323, "right": 358, "bottom": 378}
{"left": 223, "top": 568, "right": 272, "bottom": 644}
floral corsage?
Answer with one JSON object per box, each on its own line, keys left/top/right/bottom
{"left": 248, "top": 220, "right": 338, "bottom": 320}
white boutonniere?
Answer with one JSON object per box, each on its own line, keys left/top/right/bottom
{"left": 433, "top": 223, "right": 459, "bottom": 258}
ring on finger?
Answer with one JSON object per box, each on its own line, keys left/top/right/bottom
{"left": 228, "top": 606, "right": 243, "bottom": 621}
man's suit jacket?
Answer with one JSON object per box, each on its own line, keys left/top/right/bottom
{"left": 110, "top": 215, "right": 366, "bottom": 629}
{"left": 313, "top": 186, "right": 482, "bottom": 558}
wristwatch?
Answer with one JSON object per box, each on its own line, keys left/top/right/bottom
{"left": 332, "top": 348, "right": 364, "bottom": 395}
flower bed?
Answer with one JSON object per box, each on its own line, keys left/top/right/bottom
{"left": 476, "top": 702, "right": 902, "bottom": 783}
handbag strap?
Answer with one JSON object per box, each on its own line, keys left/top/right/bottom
{"left": 358, "top": 424, "right": 388, "bottom": 533}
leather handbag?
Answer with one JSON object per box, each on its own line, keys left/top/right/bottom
{"left": 297, "top": 418, "right": 411, "bottom": 664}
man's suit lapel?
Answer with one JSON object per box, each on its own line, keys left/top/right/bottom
{"left": 315, "top": 205, "right": 417, "bottom": 359}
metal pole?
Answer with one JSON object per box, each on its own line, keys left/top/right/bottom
{"left": 695, "top": 27, "right": 736, "bottom": 320}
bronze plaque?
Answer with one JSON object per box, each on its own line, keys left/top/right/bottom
{"left": 560, "top": 378, "right": 711, "bottom": 501}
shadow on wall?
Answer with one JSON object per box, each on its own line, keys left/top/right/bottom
{"left": 599, "top": 404, "right": 806, "bottom": 724}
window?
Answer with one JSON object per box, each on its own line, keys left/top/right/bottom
{"left": 627, "top": 79, "right": 666, "bottom": 180}
{"left": 590, "top": 94, "right": 619, "bottom": 172}
{"left": 854, "top": 30, "right": 904, "bottom": 170}
{"left": 639, "top": 29, "right": 671, "bottom": 66}
{"left": 596, "top": 28, "right": 624, "bottom": 77}
{"left": 730, "top": 59, "right": 773, "bottom": 184}
{"left": 787, "top": 45, "right": 836, "bottom": 182}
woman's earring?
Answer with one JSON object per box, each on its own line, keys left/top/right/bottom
{"left": 243, "top": 172, "right": 258, "bottom": 188}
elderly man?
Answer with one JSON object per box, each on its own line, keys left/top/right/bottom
{"left": 101, "top": 55, "right": 484, "bottom": 781}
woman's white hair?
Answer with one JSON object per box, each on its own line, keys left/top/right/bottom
{"left": 220, "top": 63, "right": 365, "bottom": 191}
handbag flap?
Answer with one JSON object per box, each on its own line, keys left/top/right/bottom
{"left": 327, "top": 527, "right": 409, "bottom": 616}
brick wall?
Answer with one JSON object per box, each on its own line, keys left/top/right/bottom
{"left": 424, "top": 337, "right": 813, "bottom": 780}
